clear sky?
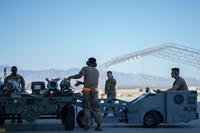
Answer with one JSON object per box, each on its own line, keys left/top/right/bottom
{"left": 0, "top": 0, "right": 200, "bottom": 78}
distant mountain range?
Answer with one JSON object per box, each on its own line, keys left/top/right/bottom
{"left": 0, "top": 65, "right": 200, "bottom": 89}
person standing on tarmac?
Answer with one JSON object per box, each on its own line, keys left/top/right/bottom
{"left": 66, "top": 57, "right": 102, "bottom": 131}
{"left": 4, "top": 66, "right": 25, "bottom": 123}
{"left": 104, "top": 71, "right": 117, "bottom": 117}
{"left": 105, "top": 71, "right": 116, "bottom": 99}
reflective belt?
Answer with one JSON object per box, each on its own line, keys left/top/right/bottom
{"left": 83, "top": 88, "right": 96, "bottom": 91}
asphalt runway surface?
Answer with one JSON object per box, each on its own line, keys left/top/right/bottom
{"left": 2, "top": 102, "right": 200, "bottom": 133}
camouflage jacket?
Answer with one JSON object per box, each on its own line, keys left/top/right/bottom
{"left": 105, "top": 77, "right": 116, "bottom": 94}
{"left": 4, "top": 74, "right": 25, "bottom": 91}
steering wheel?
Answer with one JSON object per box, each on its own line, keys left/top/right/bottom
{"left": 153, "top": 89, "right": 157, "bottom": 93}
{"left": 153, "top": 89, "right": 162, "bottom": 93}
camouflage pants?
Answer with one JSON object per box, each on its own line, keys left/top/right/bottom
{"left": 82, "top": 89, "right": 102, "bottom": 125}
{"left": 104, "top": 90, "right": 116, "bottom": 117}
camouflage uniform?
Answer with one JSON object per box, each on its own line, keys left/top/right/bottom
{"left": 82, "top": 89, "right": 101, "bottom": 125}
{"left": 104, "top": 77, "right": 116, "bottom": 117}
{"left": 4, "top": 74, "right": 25, "bottom": 91}
{"left": 105, "top": 77, "right": 116, "bottom": 99}
{"left": 80, "top": 66, "right": 102, "bottom": 127}
{"left": 4, "top": 74, "right": 25, "bottom": 123}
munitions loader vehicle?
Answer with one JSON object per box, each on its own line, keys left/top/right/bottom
{"left": 0, "top": 78, "right": 76, "bottom": 130}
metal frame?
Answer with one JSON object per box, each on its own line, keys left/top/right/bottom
{"left": 100, "top": 43, "right": 200, "bottom": 70}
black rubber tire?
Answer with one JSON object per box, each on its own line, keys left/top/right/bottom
{"left": 63, "top": 106, "right": 75, "bottom": 130}
{"left": 76, "top": 110, "right": 85, "bottom": 128}
{"left": 76, "top": 110, "right": 94, "bottom": 128}
{"left": 143, "top": 111, "right": 159, "bottom": 128}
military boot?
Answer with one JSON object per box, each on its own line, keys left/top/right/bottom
{"left": 95, "top": 123, "right": 103, "bottom": 131}
{"left": 84, "top": 119, "right": 91, "bottom": 130}
{"left": 84, "top": 125, "right": 91, "bottom": 130}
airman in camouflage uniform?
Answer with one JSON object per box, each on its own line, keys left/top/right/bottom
{"left": 66, "top": 58, "right": 102, "bottom": 131}
{"left": 157, "top": 68, "right": 188, "bottom": 93}
{"left": 4, "top": 66, "right": 25, "bottom": 123}
{"left": 4, "top": 66, "right": 25, "bottom": 92}
{"left": 105, "top": 71, "right": 116, "bottom": 99}
{"left": 104, "top": 71, "right": 117, "bottom": 117}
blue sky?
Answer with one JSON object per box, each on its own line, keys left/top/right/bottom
{"left": 0, "top": 0, "right": 200, "bottom": 78}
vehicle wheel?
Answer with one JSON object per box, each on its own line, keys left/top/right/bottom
{"left": 63, "top": 106, "right": 75, "bottom": 130}
{"left": 76, "top": 110, "right": 85, "bottom": 128}
{"left": 76, "top": 110, "right": 94, "bottom": 128}
{"left": 143, "top": 111, "right": 159, "bottom": 128}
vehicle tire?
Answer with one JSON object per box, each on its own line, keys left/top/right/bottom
{"left": 63, "top": 106, "right": 75, "bottom": 130}
{"left": 76, "top": 110, "right": 85, "bottom": 128}
{"left": 143, "top": 111, "right": 159, "bottom": 128}
{"left": 76, "top": 110, "right": 95, "bottom": 128}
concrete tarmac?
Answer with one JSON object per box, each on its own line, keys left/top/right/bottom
{"left": 2, "top": 102, "right": 200, "bottom": 133}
